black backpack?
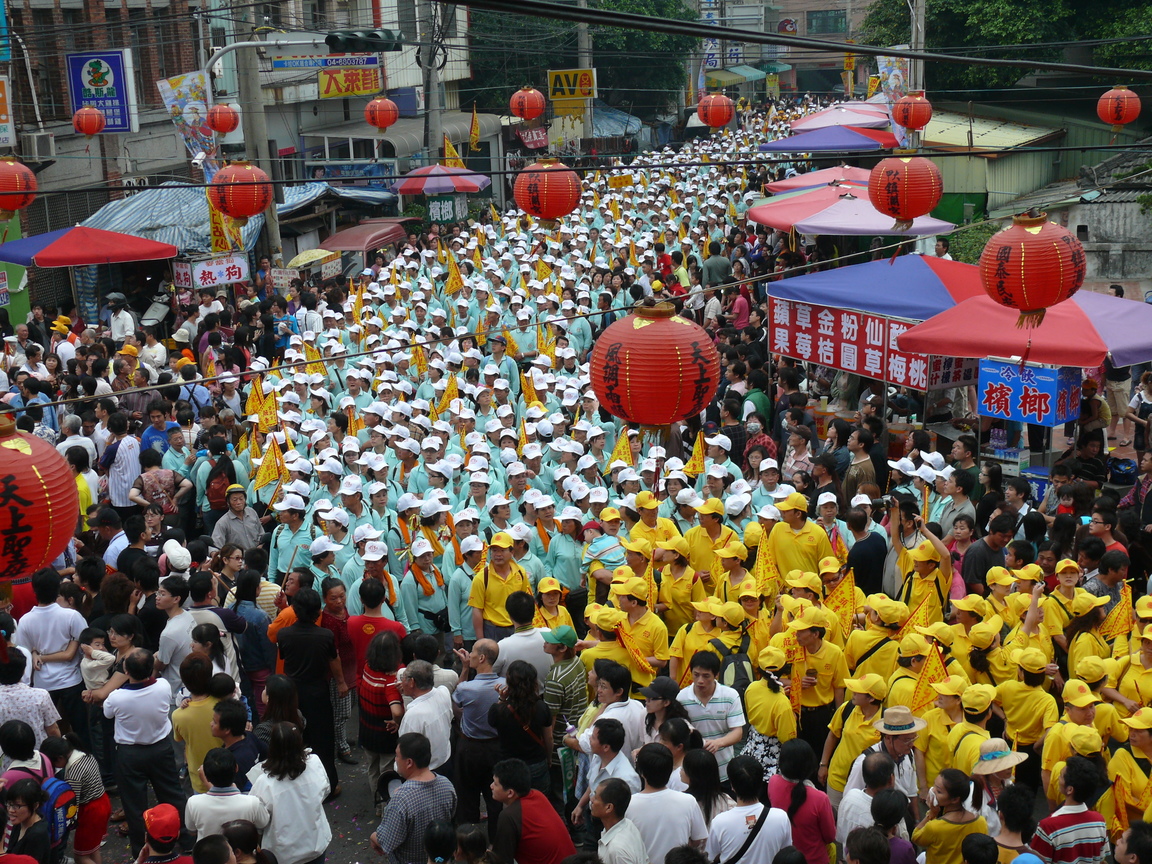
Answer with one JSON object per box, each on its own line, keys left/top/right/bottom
{"left": 710, "top": 633, "right": 753, "bottom": 696}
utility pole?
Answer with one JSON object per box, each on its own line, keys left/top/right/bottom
{"left": 576, "top": 0, "right": 593, "bottom": 144}
{"left": 909, "top": 0, "right": 926, "bottom": 91}
{"left": 418, "top": 0, "right": 443, "bottom": 161}
{"left": 233, "top": 13, "right": 284, "bottom": 263}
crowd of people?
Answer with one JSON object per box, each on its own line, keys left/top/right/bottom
{"left": 2, "top": 96, "right": 1152, "bottom": 864}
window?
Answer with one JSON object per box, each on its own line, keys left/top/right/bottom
{"left": 440, "top": 4, "right": 457, "bottom": 38}
{"left": 397, "top": 0, "right": 417, "bottom": 40}
{"left": 806, "top": 10, "right": 846, "bottom": 33}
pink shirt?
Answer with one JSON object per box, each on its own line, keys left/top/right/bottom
{"left": 767, "top": 774, "right": 836, "bottom": 864}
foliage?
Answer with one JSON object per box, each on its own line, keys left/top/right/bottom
{"left": 946, "top": 221, "right": 998, "bottom": 265}
{"left": 401, "top": 202, "right": 430, "bottom": 235}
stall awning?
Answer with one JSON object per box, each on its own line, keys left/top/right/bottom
{"left": 705, "top": 69, "right": 745, "bottom": 87}
{"left": 759, "top": 62, "right": 792, "bottom": 73}
{"left": 319, "top": 217, "right": 419, "bottom": 255}
{"left": 302, "top": 112, "right": 503, "bottom": 159}
{"left": 728, "top": 65, "right": 766, "bottom": 82}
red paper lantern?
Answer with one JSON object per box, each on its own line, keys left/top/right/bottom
{"left": 979, "top": 211, "right": 1087, "bottom": 328}
{"left": 589, "top": 303, "right": 722, "bottom": 426}
{"left": 1097, "top": 85, "right": 1141, "bottom": 131}
{"left": 513, "top": 160, "right": 581, "bottom": 223}
{"left": 509, "top": 87, "right": 546, "bottom": 121}
{"left": 868, "top": 156, "right": 943, "bottom": 231}
{"left": 207, "top": 162, "right": 273, "bottom": 225}
{"left": 0, "top": 159, "right": 37, "bottom": 220}
{"left": 206, "top": 103, "right": 240, "bottom": 135}
{"left": 0, "top": 414, "right": 79, "bottom": 589}
{"left": 365, "top": 97, "right": 399, "bottom": 132}
{"left": 893, "top": 91, "right": 933, "bottom": 131}
{"left": 697, "top": 94, "right": 734, "bottom": 129}
{"left": 72, "top": 106, "right": 106, "bottom": 137}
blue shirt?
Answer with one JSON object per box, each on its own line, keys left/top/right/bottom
{"left": 452, "top": 672, "right": 505, "bottom": 739}
{"left": 141, "top": 422, "right": 180, "bottom": 454}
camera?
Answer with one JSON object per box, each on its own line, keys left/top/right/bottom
{"left": 192, "top": 151, "right": 207, "bottom": 168}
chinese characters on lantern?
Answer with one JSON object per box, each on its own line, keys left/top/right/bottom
{"left": 977, "top": 360, "right": 1081, "bottom": 427}
{"left": 0, "top": 474, "right": 34, "bottom": 580}
{"left": 599, "top": 341, "right": 625, "bottom": 416}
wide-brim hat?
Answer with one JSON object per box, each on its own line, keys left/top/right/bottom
{"left": 872, "top": 705, "right": 927, "bottom": 735}
{"left": 970, "top": 738, "right": 1029, "bottom": 774}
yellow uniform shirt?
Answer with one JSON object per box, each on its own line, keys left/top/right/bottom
{"left": 951, "top": 625, "right": 976, "bottom": 680}
{"left": 467, "top": 562, "right": 532, "bottom": 627}
{"left": 1004, "top": 626, "right": 1054, "bottom": 663}
{"left": 1111, "top": 653, "right": 1152, "bottom": 719}
{"left": 658, "top": 567, "right": 706, "bottom": 638}
{"left": 172, "top": 697, "right": 223, "bottom": 793}
{"left": 744, "top": 681, "right": 797, "bottom": 742}
{"left": 1042, "top": 590, "right": 1083, "bottom": 639}
{"left": 916, "top": 707, "right": 959, "bottom": 786}
{"left": 948, "top": 721, "right": 990, "bottom": 775}
{"left": 911, "top": 816, "right": 988, "bottom": 864}
{"left": 630, "top": 517, "right": 682, "bottom": 549}
{"left": 942, "top": 655, "right": 971, "bottom": 685}
{"left": 714, "top": 570, "right": 753, "bottom": 602}
{"left": 795, "top": 639, "right": 849, "bottom": 709}
{"left": 895, "top": 546, "right": 949, "bottom": 623}
{"left": 1096, "top": 700, "right": 1129, "bottom": 744}
{"left": 683, "top": 524, "right": 738, "bottom": 589}
{"left": 966, "top": 646, "right": 1016, "bottom": 688}
{"left": 994, "top": 680, "right": 1059, "bottom": 745}
{"left": 827, "top": 702, "right": 881, "bottom": 793}
{"left": 1067, "top": 629, "right": 1111, "bottom": 680}
{"left": 669, "top": 621, "right": 719, "bottom": 688}
{"left": 988, "top": 594, "right": 1019, "bottom": 629}
{"left": 845, "top": 628, "right": 900, "bottom": 681}
{"left": 887, "top": 670, "right": 918, "bottom": 709}
{"left": 537, "top": 604, "right": 575, "bottom": 631}
{"left": 765, "top": 520, "right": 835, "bottom": 577}
{"left": 1041, "top": 719, "right": 1081, "bottom": 777}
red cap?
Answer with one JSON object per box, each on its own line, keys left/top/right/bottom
{"left": 144, "top": 803, "right": 181, "bottom": 843}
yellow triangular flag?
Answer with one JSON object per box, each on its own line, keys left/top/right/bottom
{"left": 683, "top": 430, "right": 706, "bottom": 476}
{"left": 445, "top": 252, "right": 464, "bottom": 294}
{"left": 257, "top": 385, "right": 278, "bottom": 432}
{"left": 536, "top": 258, "right": 552, "bottom": 282}
{"left": 438, "top": 375, "right": 459, "bottom": 415}
{"left": 517, "top": 418, "right": 527, "bottom": 456}
{"left": 472, "top": 245, "right": 484, "bottom": 269}
{"left": 443, "top": 134, "right": 465, "bottom": 169}
{"left": 244, "top": 376, "right": 265, "bottom": 417}
{"left": 1101, "top": 583, "right": 1133, "bottom": 641}
{"left": 303, "top": 342, "right": 325, "bottom": 377}
{"left": 603, "top": 431, "right": 634, "bottom": 474}
{"left": 822, "top": 570, "right": 857, "bottom": 640}
{"left": 909, "top": 645, "right": 948, "bottom": 715}
{"left": 411, "top": 343, "right": 428, "bottom": 376}
{"left": 521, "top": 372, "right": 537, "bottom": 406}
{"left": 253, "top": 435, "right": 285, "bottom": 490}
{"left": 490, "top": 203, "right": 501, "bottom": 225}
{"left": 628, "top": 241, "right": 639, "bottom": 268}
{"left": 895, "top": 596, "right": 934, "bottom": 641}
{"left": 502, "top": 327, "right": 520, "bottom": 356}
{"left": 469, "top": 103, "right": 481, "bottom": 151}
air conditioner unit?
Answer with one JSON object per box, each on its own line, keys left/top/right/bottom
{"left": 20, "top": 131, "right": 55, "bottom": 160}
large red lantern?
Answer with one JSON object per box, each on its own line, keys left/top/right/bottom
{"left": 868, "top": 156, "right": 943, "bottom": 231}
{"left": 509, "top": 87, "right": 546, "bottom": 121}
{"left": 513, "top": 160, "right": 581, "bottom": 223}
{"left": 206, "top": 103, "right": 240, "bottom": 134}
{"left": 1097, "top": 86, "right": 1141, "bottom": 132}
{"left": 0, "top": 159, "right": 37, "bottom": 220}
{"left": 589, "top": 302, "right": 722, "bottom": 426}
{"left": 979, "top": 211, "right": 1086, "bottom": 328}
{"left": 365, "top": 97, "right": 399, "bottom": 132}
{"left": 207, "top": 162, "right": 274, "bottom": 225}
{"left": 893, "top": 91, "right": 933, "bottom": 131}
{"left": 0, "top": 413, "right": 79, "bottom": 616}
{"left": 697, "top": 94, "right": 734, "bottom": 129}
{"left": 72, "top": 106, "right": 106, "bottom": 137}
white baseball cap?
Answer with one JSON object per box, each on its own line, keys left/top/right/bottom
{"left": 411, "top": 537, "right": 434, "bottom": 557}
{"left": 272, "top": 494, "right": 307, "bottom": 511}
{"left": 309, "top": 537, "right": 344, "bottom": 556}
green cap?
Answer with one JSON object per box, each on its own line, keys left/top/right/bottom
{"left": 542, "top": 625, "right": 577, "bottom": 648}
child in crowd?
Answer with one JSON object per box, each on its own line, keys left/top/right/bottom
{"left": 41, "top": 735, "right": 110, "bottom": 864}
{"left": 78, "top": 628, "right": 115, "bottom": 692}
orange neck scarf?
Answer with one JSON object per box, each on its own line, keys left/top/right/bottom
{"left": 536, "top": 518, "right": 556, "bottom": 554}
{"left": 410, "top": 561, "right": 445, "bottom": 597}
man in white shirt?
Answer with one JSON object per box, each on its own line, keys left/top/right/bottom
{"left": 706, "top": 756, "right": 792, "bottom": 864}
{"left": 572, "top": 717, "right": 641, "bottom": 838}
{"left": 185, "top": 747, "right": 270, "bottom": 839}
{"left": 837, "top": 750, "right": 909, "bottom": 846}
{"left": 677, "top": 651, "right": 745, "bottom": 781}
{"left": 627, "top": 744, "right": 707, "bottom": 864}
{"left": 55, "top": 415, "right": 98, "bottom": 465}
{"left": 842, "top": 707, "right": 924, "bottom": 801}
{"left": 574, "top": 661, "right": 645, "bottom": 762}
{"left": 398, "top": 659, "right": 453, "bottom": 771}
{"left": 96, "top": 509, "right": 129, "bottom": 571}
{"left": 592, "top": 778, "right": 648, "bottom": 864}
{"left": 155, "top": 575, "right": 196, "bottom": 705}
{"left": 492, "top": 591, "right": 551, "bottom": 689}
{"left": 13, "top": 569, "right": 87, "bottom": 746}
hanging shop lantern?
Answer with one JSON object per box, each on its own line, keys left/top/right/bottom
{"left": 589, "top": 302, "right": 722, "bottom": 426}
{"left": 697, "top": 94, "right": 735, "bottom": 129}
{"left": 365, "top": 97, "right": 399, "bottom": 132}
{"left": 206, "top": 103, "right": 240, "bottom": 135}
{"left": 513, "top": 160, "right": 581, "bottom": 224}
{"left": 207, "top": 162, "right": 274, "bottom": 225}
{"left": 867, "top": 156, "right": 944, "bottom": 231}
{"left": 72, "top": 107, "right": 106, "bottom": 137}
{"left": 0, "top": 413, "right": 80, "bottom": 589}
{"left": 1097, "top": 86, "right": 1141, "bottom": 132}
{"left": 509, "top": 87, "right": 546, "bottom": 121}
{"left": 0, "top": 159, "right": 38, "bottom": 220}
{"left": 978, "top": 210, "right": 1087, "bottom": 328}
{"left": 892, "top": 91, "right": 933, "bottom": 131}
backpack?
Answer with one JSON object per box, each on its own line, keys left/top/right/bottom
{"left": 13, "top": 762, "right": 78, "bottom": 849}
{"left": 709, "top": 633, "right": 754, "bottom": 697}
{"left": 206, "top": 466, "right": 231, "bottom": 510}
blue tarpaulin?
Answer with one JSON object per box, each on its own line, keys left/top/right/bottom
{"left": 592, "top": 100, "right": 643, "bottom": 138}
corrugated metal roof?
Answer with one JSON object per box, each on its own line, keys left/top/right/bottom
{"left": 924, "top": 110, "right": 1064, "bottom": 154}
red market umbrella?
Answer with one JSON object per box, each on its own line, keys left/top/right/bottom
{"left": 747, "top": 185, "right": 955, "bottom": 235}
{"left": 765, "top": 165, "right": 872, "bottom": 193}
{"left": 390, "top": 165, "right": 492, "bottom": 196}
{"left": 0, "top": 226, "right": 178, "bottom": 268}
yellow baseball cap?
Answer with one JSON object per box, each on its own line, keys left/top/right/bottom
{"left": 1005, "top": 593, "right": 1033, "bottom": 617}
{"left": 786, "top": 571, "right": 823, "bottom": 595}
{"left": 694, "top": 497, "right": 725, "bottom": 517}
{"left": 1075, "top": 655, "right": 1111, "bottom": 685}
{"left": 870, "top": 595, "right": 908, "bottom": 627}
{"left": 591, "top": 607, "right": 627, "bottom": 631}
{"left": 845, "top": 673, "right": 889, "bottom": 701}
{"left": 720, "top": 601, "right": 745, "bottom": 628}
{"left": 1070, "top": 593, "right": 1109, "bottom": 617}
{"left": 914, "top": 621, "right": 954, "bottom": 646}
{"left": 599, "top": 507, "right": 622, "bottom": 522}
{"left": 620, "top": 576, "right": 649, "bottom": 600}
{"left": 777, "top": 492, "right": 809, "bottom": 512}
{"left": 786, "top": 606, "right": 826, "bottom": 631}
{"left": 736, "top": 579, "right": 760, "bottom": 600}
{"left": 968, "top": 618, "right": 1002, "bottom": 650}
{"left": 952, "top": 595, "right": 988, "bottom": 617}
{"left": 1011, "top": 647, "right": 1047, "bottom": 674}
{"left": 634, "top": 490, "right": 660, "bottom": 510}
{"left": 986, "top": 566, "right": 1015, "bottom": 587}
{"left": 611, "top": 566, "right": 636, "bottom": 583}
{"left": 657, "top": 536, "right": 690, "bottom": 558}
{"left": 1122, "top": 707, "right": 1152, "bottom": 730}
{"left": 715, "top": 541, "right": 748, "bottom": 560}
{"left": 1067, "top": 724, "right": 1104, "bottom": 757}
{"left": 1136, "top": 596, "right": 1152, "bottom": 619}
{"left": 691, "top": 599, "right": 717, "bottom": 614}
{"left": 780, "top": 595, "right": 813, "bottom": 618}
{"left": 909, "top": 540, "right": 941, "bottom": 563}
{"left": 118, "top": 344, "right": 139, "bottom": 357}
{"left": 1062, "top": 678, "right": 1102, "bottom": 707}
{"left": 930, "top": 675, "right": 968, "bottom": 697}
{"left": 1012, "top": 563, "right": 1044, "bottom": 583}
{"left": 899, "top": 633, "right": 932, "bottom": 658}
{"left": 621, "top": 537, "right": 653, "bottom": 557}
{"left": 758, "top": 646, "right": 787, "bottom": 671}
{"left": 961, "top": 683, "right": 996, "bottom": 713}
{"left": 538, "top": 577, "right": 562, "bottom": 594}
{"left": 1141, "top": 623, "right": 1152, "bottom": 642}
{"left": 490, "top": 532, "right": 514, "bottom": 548}
{"left": 817, "top": 556, "right": 840, "bottom": 575}
{"left": 1055, "top": 558, "right": 1082, "bottom": 574}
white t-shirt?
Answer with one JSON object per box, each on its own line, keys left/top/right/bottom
{"left": 157, "top": 610, "right": 195, "bottom": 701}
{"left": 103, "top": 678, "right": 173, "bottom": 745}
{"left": 13, "top": 604, "right": 85, "bottom": 690}
{"left": 627, "top": 788, "right": 707, "bottom": 864}
{"left": 705, "top": 803, "right": 792, "bottom": 864}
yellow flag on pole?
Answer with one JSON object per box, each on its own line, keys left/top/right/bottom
{"left": 823, "top": 570, "right": 857, "bottom": 639}
{"left": 683, "top": 430, "right": 706, "bottom": 476}
{"left": 628, "top": 241, "right": 639, "bottom": 267}
{"left": 244, "top": 376, "right": 265, "bottom": 417}
{"left": 502, "top": 328, "right": 520, "bottom": 356}
{"left": 517, "top": 418, "right": 528, "bottom": 455}
{"left": 521, "top": 372, "right": 537, "bottom": 406}
{"left": 445, "top": 252, "right": 464, "bottom": 294}
{"left": 257, "top": 386, "right": 278, "bottom": 432}
{"left": 895, "top": 596, "right": 934, "bottom": 641}
{"left": 438, "top": 376, "right": 460, "bottom": 415}
{"left": 411, "top": 343, "right": 428, "bottom": 376}
{"left": 472, "top": 245, "right": 484, "bottom": 269}
{"left": 603, "top": 431, "right": 634, "bottom": 474}
{"left": 443, "top": 134, "right": 465, "bottom": 168}
{"left": 909, "top": 645, "right": 949, "bottom": 715}
{"left": 1101, "top": 583, "right": 1133, "bottom": 641}
{"left": 253, "top": 435, "right": 285, "bottom": 490}
{"left": 536, "top": 258, "right": 552, "bottom": 282}
{"left": 490, "top": 203, "right": 501, "bottom": 225}
{"left": 469, "top": 103, "right": 481, "bottom": 151}
{"left": 303, "top": 342, "right": 325, "bottom": 377}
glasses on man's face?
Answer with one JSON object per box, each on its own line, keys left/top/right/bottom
{"left": 1089, "top": 519, "right": 1105, "bottom": 525}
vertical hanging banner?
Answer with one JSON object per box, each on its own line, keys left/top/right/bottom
{"left": 66, "top": 50, "right": 139, "bottom": 133}
{"left": 156, "top": 72, "right": 219, "bottom": 180}
{"left": 207, "top": 191, "right": 244, "bottom": 252}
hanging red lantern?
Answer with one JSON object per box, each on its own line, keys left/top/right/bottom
{"left": 0, "top": 159, "right": 37, "bottom": 220}
{"left": 1097, "top": 85, "right": 1141, "bottom": 132}
{"left": 206, "top": 103, "right": 240, "bottom": 135}
{"left": 979, "top": 210, "right": 1086, "bottom": 328}
{"left": 207, "top": 161, "right": 274, "bottom": 225}
{"left": 892, "top": 91, "right": 933, "bottom": 131}
{"left": 513, "top": 160, "right": 581, "bottom": 224}
{"left": 697, "top": 94, "right": 734, "bottom": 129}
{"left": 868, "top": 156, "right": 944, "bottom": 231}
{"left": 509, "top": 87, "right": 546, "bottom": 121}
{"left": 589, "top": 302, "right": 722, "bottom": 426}
{"left": 0, "top": 413, "right": 80, "bottom": 617}
{"left": 72, "top": 106, "right": 106, "bottom": 137}
{"left": 365, "top": 97, "right": 399, "bottom": 132}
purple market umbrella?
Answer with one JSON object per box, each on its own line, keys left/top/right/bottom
{"left": 758, "top": 126, "right": 899, "bottom": 153}
{"left": 390, "top": 165, "right": 491, "bottom": 195}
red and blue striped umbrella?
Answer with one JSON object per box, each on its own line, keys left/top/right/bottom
{"left": 390, "top": 165, "right": 491, "bottom": 196}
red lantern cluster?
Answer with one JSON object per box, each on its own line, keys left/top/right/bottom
{"left": 0, "top": 414, "right": 79, "bottom": 607}
{"left": 207, "top": 162, "right": 274, "bottom": 225}
{"left": 206, "top": 103, "right": 240, "bottom": 135}
{"left": 1097, "top": 85, "right": 1140, "bottom": 131}
{"left": 72, "top": 106, "right": 106, "bottom": 137}
{"left": 978, "top": 211, "right": 1087, "bottom": 328}
{"left": 365, "top": 97, "right": 399, "bottom": 132}
{"left": 589, "top": 303, "right": 721, "bottom": 426}
{"left": 868, "top": 156, "right": 943, "bottom": 231}
{"left": 510, "top": 87, "right": 546, "bottom": 121}
{"left": 513, "top": 160, "right": 581, "bottom": 223}
{"left": 0, "top": 159, "right": 37, "bottom": 220}
{"left": 893, "top": 91, "right": 933, "bottom": 131}
{"left": 697, "top": 94, "right": 734, "bottom": 129}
